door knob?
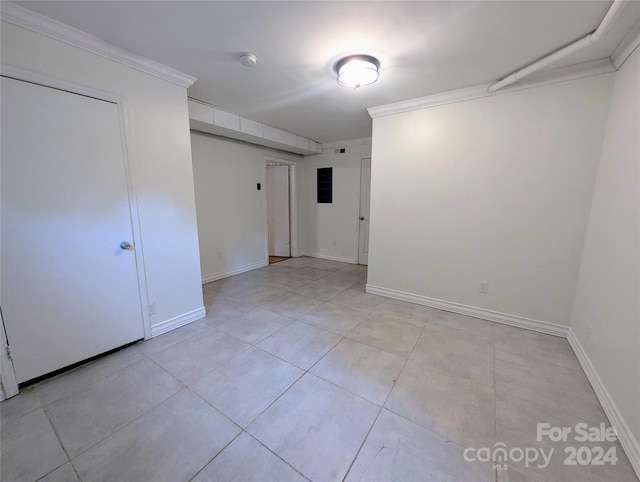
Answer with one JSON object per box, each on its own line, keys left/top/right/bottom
{"left": 360, "top": 216, "right": 365, "bottom": 221}
{"left": 120, "top": 241, "right": 133, "bottom": 251}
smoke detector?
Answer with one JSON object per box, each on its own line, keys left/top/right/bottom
{"left": 239, "top": 52, "right": 257, "bottom": 67}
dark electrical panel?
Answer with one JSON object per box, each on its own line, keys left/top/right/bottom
{"left": 317, "top": 167, "right": 333, "bottom": 203}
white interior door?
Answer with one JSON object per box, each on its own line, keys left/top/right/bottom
{"left": 1, "top": 76, "right": 145, "bottom": 383}
{"left": 358, "top": 158, "right": 372, "bottom": 265}
{"left": 266, "top": 165, "right": 290, "bottom": 257}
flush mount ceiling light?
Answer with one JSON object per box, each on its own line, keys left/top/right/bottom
{"left": 335, "top": 55, "right": 380, "bottom": 89}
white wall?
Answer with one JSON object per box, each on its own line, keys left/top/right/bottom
{"left": 570, "top": 48, "right": 640, "bottom": 449}
{"left": 193, "top": 133, "right": 370, "bottom": 276}
{"left": 1, "top": 22, "right": 204, "bottom": 331}
{"left": 298, "top": 143, "right": 371, "bottom": 263}
{"left": 191, "top": 132, "right": 299, "bottom": 282}
{"left": 368, "top": 74, "right": 613, "bottom": 325}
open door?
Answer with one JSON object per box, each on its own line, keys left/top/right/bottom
{"left": 266, "top": 164, "right": 291, "bottom": 257}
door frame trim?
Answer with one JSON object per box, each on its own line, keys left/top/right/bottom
{"left": 264, "top": 157, "right": 298, "bottom": 259}
{"left": 0, "top": 309, "right": 19, "bottom": 400}
{"left": 1, "top": 65, "right": 152, "bottom": 346}
{"left": 357, "top": 157, "right": 372, "bottom": 265}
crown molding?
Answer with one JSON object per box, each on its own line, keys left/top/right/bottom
{"left": 368, "top": 58, "right": 615, "bottom": 118}
{"left": 612, "top": 20, "right": 640, "bottom": 70}
{"left": 1, "top": 2, "right": 196, "bottom": 88}
{"left": 368, "top": 84, "right": 488, "bottom": 118}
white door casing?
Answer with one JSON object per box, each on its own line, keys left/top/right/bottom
{"left": 0, "top": 309, "right": 19, "bottom": 400}
{"left": 1, "top": 75, "right": 146, "bottom": 383}
{"left": 266, "top": 165, "right": 291, "bottom": 257}
{"left": 358, "top": 158, "right": 372, "bottom": 265}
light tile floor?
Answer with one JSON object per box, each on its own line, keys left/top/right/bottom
{"left": 1, "top": 257, "right": 637, "bottom": 482}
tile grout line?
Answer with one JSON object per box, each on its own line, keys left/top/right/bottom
{"left": 0, "top": 401, "right": 43, "bottom": 429}
{"left": 63, "top": 342, "right": 249, "bottom": 466}
{"left": 186, "top": 423, "right": 244, "bottom": 482}
{"left": 48, "top": 370, "right": 187, "bottom": 466}
{"left": 495, "top": 344, "right": 591, "bottom": 373}
{"left": 357, "top": 315, "right": 500, "bottom": 463}
{"left": 233, "top": 366, "right": 307, "bottom": 428}
{"left": 245, "top": 331, "right": 396, "bottom": 413}
{"left": 33, "top": 354, "right": 186, "bottom": 466}
{"left": 140, "top": 323, "right": 217, "bottom": 358}
{"left": 30, "top": 345, "right": 144, "bottom": 407}
{"left": 201, "top": 312, "right": 620, "bottom": 477}
{"left": 204, "top": 266, "right": 365, "bottom": 315}
{"left": 8, "top": 352, "right": 183, "bottom": 481}
{"left": 194, "top": 301, "right": 347, "bottom": 381}
{"left": 341, "top": 405, "right": 385, "bottom": 482}
{"left": 16, "top": 258, "right": 625, "bottom": 481}
{"left": 16, "top": 261, "right": 365, "bottom": 482}
{"left": 64, "top": 388, "right": 209, "bottom": 473}
{"left": 212, "top": 262, "right": 347, "bottom": 301}
{"left": 29, "top": 260, "right": 608, "bottom": 480}
{"left": 493, "top": 386, "right": 612, "bottom": 427}
{"left": 11, "top": 262, "right": 458, "bottom": 481}
{"left": 229, "top": 349, "right": 375, "bottom": 481}
{"left": 341, "top": 313, "right": 428, "bottom": 481}
{"left": 39, "top": 404, "right": 82, "bottom": 481}
{"left": 193, "top": 314, "right": 358, "bottom": 480}
{"left": 242, "top": 431, "right": 313, "bottom": 482}
{"left": 376, "top": 320, "right": 500, "bottom": 451}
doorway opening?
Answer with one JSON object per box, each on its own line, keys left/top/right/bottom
{"left": 269, "top": 256, "right": 289, "bottom": 265}
{"left": 265, "top": 158, "right": 298, "bottom": 262}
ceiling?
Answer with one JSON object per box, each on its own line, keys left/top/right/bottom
{"left": 15, "top": 1, "right": 640, "bottom": 144}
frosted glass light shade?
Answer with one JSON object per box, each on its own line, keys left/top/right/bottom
{"left": 336, "top": 55, "right": 380, "bottom": 88}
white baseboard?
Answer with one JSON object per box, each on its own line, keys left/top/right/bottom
{"left": 300, "top": 252, "right": 357, "bottom": 264}
{"left": 365, "top": 284, "right": 568, "bottom": 337}
{"left": 202, "top": 259, "right": 268, "bottom": 284}
{"left": 567, "top": 329, "right": 640, "bottom": 478}
{"left": 150, "top": 307, "right": 206, "bottom": 337}
{"left": 363, "top": 283, "right": 638, "bottom": 478}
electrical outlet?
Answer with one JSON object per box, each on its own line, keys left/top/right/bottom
{"left": 332, "top": 240, "right": 337, "bottom": 247}
{"left": 148, "top": 302, "right": 157, "bottom": 315}
{"left": 217, "top": 251, "right": 222, "bottom": 260}
{"left": 479, "top": 282, "right": 489, "bottom": 294}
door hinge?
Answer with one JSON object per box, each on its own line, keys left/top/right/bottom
{"left": 6, "top": 345, "right": 13, "bottom": 361}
